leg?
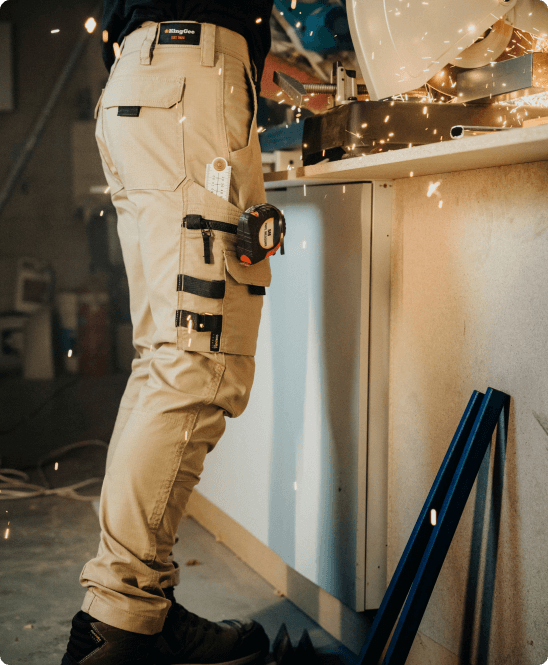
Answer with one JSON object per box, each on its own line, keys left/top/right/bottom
{"left": 71, "top": 20, "right": 270, "bottom": 657}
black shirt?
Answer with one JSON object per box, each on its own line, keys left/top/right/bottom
{"left": 101, "top": 1, "right": 273, "bottom": 97}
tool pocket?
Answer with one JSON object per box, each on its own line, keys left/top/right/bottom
{"left": 221, "top": 56, "right": 264, "bottom": 211}
{"left": 101, "top": 75, "right": 186, "bottom": 190}
{"left": 221, "top": 249, "right": 271, "bottom": 355}
{"left": 223, "top": 53, "right": 255, "bottom": 154}
{"left": 176, "top": 247, "right": 271, "bottom": 356}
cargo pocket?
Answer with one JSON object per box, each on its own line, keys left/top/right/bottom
{"left": 101, "top": 75, "right": 186, "bottom": 190}
{"left": 176, "top": 248, "right": 271, "bottom": 356}
{"left": 220, "top": 249, "right": 271, "bottom": 356}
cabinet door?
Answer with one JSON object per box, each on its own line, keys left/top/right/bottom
{"left": 264, "top": 182, "right": 371, "bottom": 610}
{"left": 198, "top": 181, "right": 390, "bottom": 612}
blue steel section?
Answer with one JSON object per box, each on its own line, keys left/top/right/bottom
{"left": 259, "top": 122, "right": 304, "bottom": 152}
{"left": 357, "top": 387, "right": 510, "bottom": 665}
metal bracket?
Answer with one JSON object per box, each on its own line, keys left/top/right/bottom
{"left": 273, "top": 61, "right": 367, "bottom": 110}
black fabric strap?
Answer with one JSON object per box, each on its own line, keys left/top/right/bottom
{"left": 117, "top": 106, "right": 141, "bottom": 117}
{"left": 248, "top": 285, "right": 266, "bottom": 295}
{"left": 183, "top": 215, "right": 237, "bottom": 265}
{"left": 177, "top": 275, "right": 225, "bottom": 299}
{"left": 175, "top": 309, "right": 223, "bottom": 332}
{"left": 175, "top": 310, "right": 222, "bottom": 352}
{"left": 184, "top": 214, "right": 238, "bottom": 235}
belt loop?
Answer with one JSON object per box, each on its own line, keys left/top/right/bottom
{"left": 140, "top": 23, "right": 158, "bottom": 66}
{"left": 107, "top": 34, "right": 127, "bottom": 82}
{"left": 200, "top": 23, "right": 216, "bottom": 67}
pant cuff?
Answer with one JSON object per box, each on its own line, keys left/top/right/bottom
{"left": 82, "top": 590, "right": 167, "bottom": 635}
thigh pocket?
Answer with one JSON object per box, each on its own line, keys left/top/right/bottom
{"left": 223, "top": 54, "right": 256, "bottom": 155}
{"left": 176, "top": 249, "right": 271, "bottom": 356}
{"left": 102, "top": 75, "right": 186, "bottom": 190}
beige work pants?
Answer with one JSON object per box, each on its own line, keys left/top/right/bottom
{"left": 79, "top": 21, "right": 271, "bottom": 635}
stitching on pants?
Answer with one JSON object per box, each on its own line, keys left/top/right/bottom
{"left": 149, "top": 407, "right": 201, "bottom": 533}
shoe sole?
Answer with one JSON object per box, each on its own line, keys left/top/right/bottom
{"left": 171, "top": 650, "right": 263, "bottom": 665}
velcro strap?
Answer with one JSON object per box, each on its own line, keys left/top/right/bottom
{"left": 248, "top": 285, "right": 266, "bottom": 295}
{"left": 177, "top": 275, "right": 225, "bottom": 299}
{"left": 175, "top": 310, "right": 223, "bottom": 333}
{"left": 184, "top": 214, "right": 237, "bottom": 235}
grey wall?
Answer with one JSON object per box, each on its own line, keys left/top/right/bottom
{"left": 390, "top": 161, "right": 548, "bottom": 664}
{"left": 0, "top": 0, "right": 107, "bottom": 292}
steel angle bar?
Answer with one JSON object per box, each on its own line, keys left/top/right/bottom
{"left": 456, "top": 52, "right": 548, "bottom": 103}
{"left": 355, "top": 390, "right": 485, "bottom": 665}
{"left": 382, "top": 388, "right": 510, "bottom": 664}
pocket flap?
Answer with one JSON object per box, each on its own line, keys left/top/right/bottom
{"left": 224, "top": 250, "right": 271, "bottom": 287}
{"left": 103, "top": 76, "right": 185, "bottom": 109}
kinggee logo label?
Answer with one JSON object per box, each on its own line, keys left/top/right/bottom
{"left": 158, "top": 23, "right": 201, "bottom": 45}
{"left": 165, "top": 28, "right": 196, "bottom": 34}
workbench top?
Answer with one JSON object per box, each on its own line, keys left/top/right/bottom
{"left": 263, "top": 121, "right": 548, "bottom": 187}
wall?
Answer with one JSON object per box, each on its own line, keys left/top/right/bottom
{"left": 0, "top": 0, "right": 107, "bottom": 293}
{"left": 390, "top": 161, "right": 548, "bottom": 664}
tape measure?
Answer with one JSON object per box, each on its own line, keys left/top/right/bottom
{"left": 236, "top": 204, "right": 286, "bottom": 265}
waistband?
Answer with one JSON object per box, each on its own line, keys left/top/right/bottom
{"left": 118, "top": 21, "right": 256, "bottom": 84}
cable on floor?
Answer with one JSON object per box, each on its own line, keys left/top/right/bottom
{"left": 0, "top": 439, "right": 108, "bottom": 501}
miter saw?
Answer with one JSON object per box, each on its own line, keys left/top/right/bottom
{"left": 273, "top": 0, "right": 548, "bottom": 165}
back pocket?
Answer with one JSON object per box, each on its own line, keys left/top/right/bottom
{"left": 102, "top": 75, "right": 186, "bottom": 190}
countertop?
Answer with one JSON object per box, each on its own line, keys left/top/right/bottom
{"left": 263, "top": 122, "right": 548, "bottom": 188}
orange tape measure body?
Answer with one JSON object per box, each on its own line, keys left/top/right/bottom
{"left": 236, "top": 204, "right": 286, "bottom": 265}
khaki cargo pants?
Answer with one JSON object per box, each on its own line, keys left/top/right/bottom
{"left": 80, "top": 21, "right": 271, "bottom": 635}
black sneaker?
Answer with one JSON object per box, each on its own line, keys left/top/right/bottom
{"left": 61, "top": 610, "right": 160, "bottom": 665}
{"left": 156, "top": 598, "right": 270, "bottom": 665}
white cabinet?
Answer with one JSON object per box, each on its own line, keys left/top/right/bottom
{"left": 198, "top": 180, "right": 391, "bottom": 612}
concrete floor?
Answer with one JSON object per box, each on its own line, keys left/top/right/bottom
{"left": 0, "top": 373, "right": 358, "bottom": 665}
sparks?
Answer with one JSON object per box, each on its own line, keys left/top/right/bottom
{"left": 85, "top": 18, "right": 97, "bottom": 33}
{"left": 427, "top": 182, "right": 441, "bottom": 197}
